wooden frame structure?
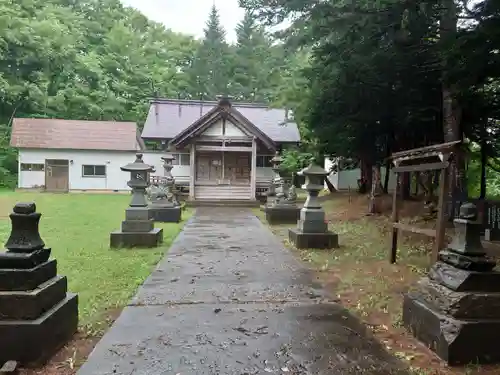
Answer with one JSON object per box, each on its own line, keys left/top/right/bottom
{"left": 389, "top": 140, "right": 461, "bottom": 264}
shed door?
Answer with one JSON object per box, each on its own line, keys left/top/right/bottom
{"left": 45, "top": 159, "right": 69, "bottom": 192}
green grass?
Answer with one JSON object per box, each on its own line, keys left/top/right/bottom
{"left": 256, "top": 196, "right": 496, "bottom": 374}
{"left": 0, "top": 192, "right": 192, "bottom": 333}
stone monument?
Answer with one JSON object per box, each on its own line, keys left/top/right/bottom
{"left": 148, "top": 152, "right": 182, "bottom": 223}
{"left": 0, "top": 202, "right": 78, "bottom": 366}
{"left": 110, "top": 154, "right": 163, "bottom": 248}
{"left": 403, "top": 202, "right": 500, "bottom": 365}
{"left": 265, "top": 151, "right": 282, "bottom": 206}
{"left": 288, "top": 163, "right": 338, "bottom": 249}
{"left": 264, "top": 163, "right": 300, "bottom": 225}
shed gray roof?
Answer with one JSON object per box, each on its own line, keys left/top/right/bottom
{"left": 141, "top": 99, "right": 301, "bottom": 143}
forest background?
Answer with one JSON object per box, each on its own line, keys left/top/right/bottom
{"left": 1, "top": 0, "right": 499, "bottom": 200}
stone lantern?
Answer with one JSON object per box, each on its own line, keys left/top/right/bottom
{"left": 266, "top": 151, "right": 283, "bottom": 205}
{"left": 162, "top": 152, "right": 180, "bottom": 207}
{"left": 288, "top": 163, "right": 338, "bottom": 249}
{"left": 148, "top": 152, "right": 182, "bottom": 223}
{"left": 110, "top": 154, "right": 163, "bottom": 248}
{"left": 0, "top": 202, "right": 78, "bottom": 366}
{"left": 403, "top": 202, "right": 500, "bottom": 365}
{"left": 263, "top": 152, "right": 300, "bottom": 225}
{"left": 124, "top": 153, "right": 153, "bottom": 207}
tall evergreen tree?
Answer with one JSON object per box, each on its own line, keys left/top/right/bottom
{"left": 188, "top": 5, "right": 231, "bottom": 99}
{"left": 232, "top": 11, "right": 273, "bottom": 101}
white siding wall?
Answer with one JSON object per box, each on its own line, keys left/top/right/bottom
{"left": 18, "top": 149, "right": 137, "bottom": 191}
{"left": 18, "top": 148, "right": 275, "bottom": 191}
{"left": 324, "top": 157, "right": 397, "bottom": 191}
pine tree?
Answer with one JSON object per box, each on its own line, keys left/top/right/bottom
{"left": 188, "top": 5, "right": 231, "bottom": 99}
{"left": 232, "top": 11, "right": 274, "bottom": 101}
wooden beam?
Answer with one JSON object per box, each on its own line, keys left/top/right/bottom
{"left": 195, "top": 145, "right": 252, "bottom": 152}
{"left": 197, "top": 136, "right": 252, "bottom": 142}
{"left": 189, "top": 144, "right": 195, "bottom": 200}
{"left": 251, "top": 137, "right": 257, "bottom": 199}
{"left": 392, "top": 222, "right": 437, "bottom": 237}
{"left": 390, "top": 140, "right": 461, "bottom": 160}
{"left": 390, "top": 175, "right": 400, "bottom": 263}
{"left": 433, "top": 166, "right": 450, "bottom": 264}
{"left": 393, "top": 161, "right": 449, "bottom": 173}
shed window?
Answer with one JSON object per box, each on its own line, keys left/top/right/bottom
{"left": 256, "top": 155, "right": 273, "bottom": 168}
{"left": 20, "top": 163, "right": 44, "bottom": 171}
{"left": 82, "top": 165, "right": 106, "bottom": 177}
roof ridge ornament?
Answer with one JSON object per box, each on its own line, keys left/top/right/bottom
{"left": 216, "top": 95, "right": 233, "bottom": 111}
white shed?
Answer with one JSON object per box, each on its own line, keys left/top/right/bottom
{"left": 10, "top": 118, "right": 144, "bottom": 192}
{"left": 324, "top": 157, "right": 398, "bottom": 191}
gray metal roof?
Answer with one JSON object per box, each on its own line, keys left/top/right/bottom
{"left": 141, "top": 99, "right": 301, "bottom": 143}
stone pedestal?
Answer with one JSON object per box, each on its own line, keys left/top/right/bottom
{"left": 146, "top": 152, "right": 182, "bottom": 223}
{"left": 264, "top": 205, "right": 300, "bottom": 225}
{"left": 110, "top": 154, "right": 163, "bottom": 249}
{"left": 288, "top": 163, "right": 338, "bottom": 249}
{"left": 403, "top": 203, "right": 500, "bottom": 366}
{"left": 0, "top": 203, "right": 78, "bottom": 367}
{"left": 264, "top": 154, "right": 300, "bottom": 225}
{"left": 110, "top": 207, "right": 163, "bottom": 248}
{"left": 148, "top": 204, "right": 181, "bottom": 223}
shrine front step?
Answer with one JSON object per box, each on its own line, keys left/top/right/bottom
{"left": 186, "top": 199, "right": 260, "bottom": 208}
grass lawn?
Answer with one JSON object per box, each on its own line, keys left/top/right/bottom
{"left": 0, "top": 192, "right": 192, "bottom": 334}
{"left": 255, "top": 193, "right": 498, "bottom": 375}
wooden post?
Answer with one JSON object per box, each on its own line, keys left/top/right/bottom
{"left": 250, "top": 137, "right": 257, "bottom": 200}
{"left": 433, "top": 167, "right": 450, "bottom": 264}
{"left": 390, "top": 173, "right": 400, "bottom": 263}
{"left": 387, "top": 142, "right": 460, "bottom": 265}
{"left": 189, "top": 143, "right": 195, "bottom": 200}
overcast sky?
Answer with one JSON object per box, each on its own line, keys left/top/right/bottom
{"left": 120, "top": 0, "right": 246, "bottom": 42}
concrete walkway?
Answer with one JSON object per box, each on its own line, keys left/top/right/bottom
{"left": 78, "top": 208, "right": 409, "bottom": 375}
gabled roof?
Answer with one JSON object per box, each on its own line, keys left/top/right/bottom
{"left": 141, "top": 98, "right": 301, "bottom": 144}
{"left": 170, "top": 103, "right": 276, "bottom": 150}
{"left": 10, "top": 118, "right": 144, "bottom": 151}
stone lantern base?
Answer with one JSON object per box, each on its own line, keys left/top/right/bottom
{"left": 264, "top": 205, "right": 300, "bottom": 225}
{"left": 110, "top": 207, "right": 163, "bottom": 248}
{"left": 404, "top": 203, "right": 500, "bottom": 366}
{"left": 288, "top": 206, "right": 339, "bottom": 249}
{"left": 110, "top": 229, "right": 163, "bottom": 248}
{"left": 0, "top": 203, "right": 78, "bottom": 367}
{"left": 403, "top": 261, "right": 500, "bottom": 365}
{"left": 288, "top": 228, "right": 338, "bottom": 249}
{"left": 148, "top": 203, "right": 181, "bottom": 223}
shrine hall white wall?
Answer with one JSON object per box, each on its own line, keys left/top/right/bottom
{"left": 18, "top": 148, "right": 137, "bottom": 191}
{"left": 17, "top": 148, "right": 275, "bottom": 191}
{"left": 201, "top": 118, "right": 247, "bottom": 137}
{"left": 143, "top": 151, "right": 274, "bottom": 185}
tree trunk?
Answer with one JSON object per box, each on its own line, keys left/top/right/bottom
{"left": 325, "top": 176, "right": 336, "bottom": 193}
{"left": 401, "top": 172, "right": 411, "bottom": 200}
{"left": 441, "top": 0, "right": 465, "bottom": 219}
{"left": 383, "top": 161, "right": 391, "bottom": 194}
{"left": 480, "top": 138, "right": 487, "bottom": 199}
{"left": 368, "top": 165, "right": 384, "bottom": 213}
{"left": 359, "top": 157, "right": 373, "bottom": 194}
{"left": 414, "top": 172, "right": 420, "bottom": 197}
